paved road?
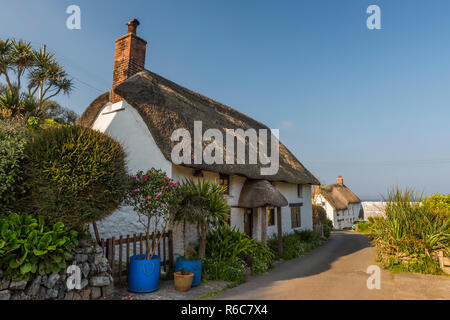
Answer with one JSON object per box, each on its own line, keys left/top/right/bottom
{"left": 215, "top": 231, "right": 450, "bottom": 300}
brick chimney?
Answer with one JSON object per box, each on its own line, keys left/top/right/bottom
{"left": 337, "top": 176, "right": 343, "bottom": 185}
{"left": 112, "top": 19, "right": 147, "bottom": 103}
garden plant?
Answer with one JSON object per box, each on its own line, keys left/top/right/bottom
{"left": 0, "top": 212, "right": 78, "bottom": 281}
{"left": 362, "top": 188, "right": 449, "bottom": 274}
{"left": 16, "top": 125, "right": 128, "bottom": 231}
{"left": 125, "top": 169, "right": 181, "bottom": 260}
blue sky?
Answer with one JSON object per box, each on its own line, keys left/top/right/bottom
{"left": 1, "top": 0, "right": 449, "bottom": 199}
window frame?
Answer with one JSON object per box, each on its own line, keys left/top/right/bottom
{"left": 290, "top": 206, "right": 302, "bottom": 228}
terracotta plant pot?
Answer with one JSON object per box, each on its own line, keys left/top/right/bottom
{"left": 173, "top": 271, "right": 194, "bottom": 292}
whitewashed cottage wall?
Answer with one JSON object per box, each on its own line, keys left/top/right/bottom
{"left": 88, "top": 99, "right": 315, "bottom": 256}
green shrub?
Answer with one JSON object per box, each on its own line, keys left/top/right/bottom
{"left": 0, "top": 212, "right": 78, "bottom": 280}
{"left": 243, "top": 240, "right": 275, "bottom": 275}
{"left": 295, "top": 229, "right": 320, "bottom": 243}
{"left": 202, "top": 257, "right": 246, "bottom": 284}
{"left": 370, "top": 188, "right": 450, "bottom": 274}
{"left": 422, "top": 194, "right": 450, "bottom": 216}
{"left": 312, "top": 204, "right": 327, "bottom": 225}
{"left": 17, "top": 126, "right": 128, "bottom": 227}
{"left": 386, "top": 255, "right": 444, "bottom": 275}
{"left": 268, "top": 230, "right": 322, "bottom": 260}
{"left": 271, "top": 234, "right": 302, "bottom": 260}
{"left": 313, "top": 205, "right": 333, "bottom": 240}
{"left": 206, "top": 227, "right": 256, "bottom": 260}
{"left": 323, "top": 219, "right": 333, "bottom": 239}
{"left": 355, "top": 219, "right": 371, "bottom": 233}
{"left": 206, "top": 227, "right": 275, "bottom": 275}
{"left": 0, "top": 118, "right": 30, "bottom": 208}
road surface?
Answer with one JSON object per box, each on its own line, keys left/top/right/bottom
{"left": 215, "top": 231, "right": 450, "bottom": 300}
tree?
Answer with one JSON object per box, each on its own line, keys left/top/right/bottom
{"left": 0, "top": 38, "right": 74, "bottom": 121}
{"left": 178, "top": 179, "right": 231, "bottom": 259}
{"left": 125, "top": 169, "right": 181, "bottom": 260}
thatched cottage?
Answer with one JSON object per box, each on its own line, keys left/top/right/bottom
{"left": 313, "top": 176, "right": 362, "bottom": 229}
{"left": 78, "top": 20, "right": 319, "bottom": 255}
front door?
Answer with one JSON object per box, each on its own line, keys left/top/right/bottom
{"left": 244, "top": 208, "right": 253, "bottom": 237}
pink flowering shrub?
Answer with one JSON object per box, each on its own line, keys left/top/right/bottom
{"left": 125, "top": 169, "right": 181, "bottom": 259}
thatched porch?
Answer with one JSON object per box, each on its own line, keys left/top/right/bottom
{"left": 238, "top": 180, "right": 287, "bottom": 255}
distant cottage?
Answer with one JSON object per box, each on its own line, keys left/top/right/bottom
{"left": 78, "top": 19, "right": 319, "bottom": 255}
{"left": 313, "top": 176, "right": 362, "bottom": 229}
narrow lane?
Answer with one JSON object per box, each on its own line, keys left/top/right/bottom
{"left": 214, "top": 231, "right": 450, "bottom": 300}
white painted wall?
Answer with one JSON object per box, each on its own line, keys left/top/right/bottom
{"left": 88, "top": 100, "right": 174, "bottom": 250}
{"left": 92, "top": 100, "right": 172, "bottom": 175}
{"left": 362, "top": 201, "right": 386, "bottom": 219}
{"left": 314, "top": 194, "right": 336, "bottom": 226}
{"left": 314, "top": 194, "right": 361, "bottom": 229}
{"left": 269, "top": 183, "right": 313, "bottom": 239}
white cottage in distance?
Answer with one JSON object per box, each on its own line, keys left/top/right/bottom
{"left": 313, "top": 176, "right": 362, "bottom": 230}
{"left": 78, "top": 19, "right": 320, "bottom": 255}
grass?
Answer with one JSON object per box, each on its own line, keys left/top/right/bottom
{"left": 197, "top": 281, "right": 240, "bottom": 299}
{"left": 361, "top": 188, "right": 449, "bottom": 275}
{"left": 267, "top": 229, "right": 323, "bottom": 261}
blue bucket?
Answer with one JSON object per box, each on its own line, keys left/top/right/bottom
{"left": 128, "top": 254, "right": 161, "bottom": 293}
{"left": 175, "top": 256, "right": 202, "bottom": 286}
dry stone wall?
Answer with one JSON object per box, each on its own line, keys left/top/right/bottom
{"left": 0, "top": 238, "right": 114, "bottom": 300}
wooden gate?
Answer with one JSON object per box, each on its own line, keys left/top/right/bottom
{"left": 100, "top": 231, "right": 174, "bottom": 285}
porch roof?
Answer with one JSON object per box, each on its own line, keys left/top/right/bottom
{"left": 238, "top": 179, "right": 288, "bottom": 208}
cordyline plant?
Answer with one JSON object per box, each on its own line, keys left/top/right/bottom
{"left": 125, "top": 169, "right": 181, "bottom": 260}
{"left": 177, "top": 179, "right": 231, "bottom": 259}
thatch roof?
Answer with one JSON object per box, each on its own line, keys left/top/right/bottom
{"left": 320, "top": 184, "right": 361, "bottom": 211}
{"left": 238, "top": 180, "right": 288, "bottom": 208}
{"left": 77, "top": 70, "right": 319, "bottom": 185}
{"left": 77, "top": 92, "right": 110, "bottom": 128}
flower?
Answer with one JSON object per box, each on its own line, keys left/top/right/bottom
{"left": 145, "top": 196, "right": 151, "bottom": 201}
{"left": 144, "top": 176, "right": 148, "bottom": 180}
{"left": 133, "top": 189, "right": 139, "bottom": 193}
{"left": 133, "top": 176, "right": 138, "bottom": 180}
{"left": 156, "top": 194, "right": 160, "bottom": 198}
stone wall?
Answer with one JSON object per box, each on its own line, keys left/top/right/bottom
{"left": 0, "top": 238, "right": 113, "bottom": 300}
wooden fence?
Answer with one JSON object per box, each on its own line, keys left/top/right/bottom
{"left": 100, "top": 231, "right": 174, "bottom": 285}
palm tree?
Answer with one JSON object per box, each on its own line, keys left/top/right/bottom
{"left": 0, "top": 39, "right": 13, "bottom": 89}
{"left": 0, "top": 38, "right": 74, "bottom": 121}
{"left": 178, "top": 179, "right": 231, "bottom": 259}
{"left": 10, "top": 40, "right": 34, "bottom": 93}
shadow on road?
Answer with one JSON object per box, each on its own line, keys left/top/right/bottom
{"left": 246, "top": 231, "right": 371, "bottom": 283}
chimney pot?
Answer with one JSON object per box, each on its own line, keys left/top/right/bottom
{"left": 112, "top": 19, "right": 147, "bottom": 103}
{"left": 126, "top": 19, "right": 140, "bottom": 35}
{"left": 337, "top": 176, "right": 343, "bottom": 185}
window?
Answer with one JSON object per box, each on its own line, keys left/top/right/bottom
{"left": 267, "top": 207, "right": 275, "bottom": 226}
{"left": 291, "top": 207, "right": 301, "bottom": 228}
{"left": 219, "top": 174, "right": 230, "bottom": 195}
{"left": 297, "top": 184, "right": 303, "bottom": 198}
